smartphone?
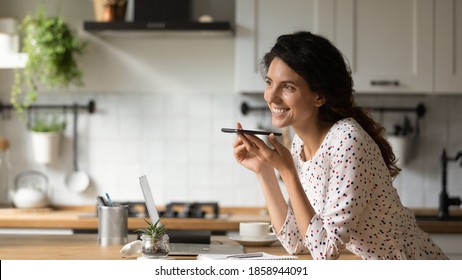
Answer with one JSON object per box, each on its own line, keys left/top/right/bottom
{"left": 221, "top": 128, "right": 282, "bottom": 136}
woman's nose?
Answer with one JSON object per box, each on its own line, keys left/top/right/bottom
{"left": 264, "top": 86, "right": 279, "bottom": 103}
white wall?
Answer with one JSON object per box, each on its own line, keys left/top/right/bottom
{"left": 1, "top": 0, "right": 462, "bottom": 209}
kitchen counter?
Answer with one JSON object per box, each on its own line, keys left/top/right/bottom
{"left": 0, "top": 206, "right": 462, "bottom": 233}
{"left": 0, "top": 233, "right": 360, "bottom": 260}
{"left": 0, "top": 206, "right": 271, "bottom": 232}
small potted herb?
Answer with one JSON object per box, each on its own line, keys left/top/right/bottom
{"left": 29, "top": 114, "right": 66, "bottom": 164}
{"left": 136, "top": 219, "right": 170, "bottom": 259}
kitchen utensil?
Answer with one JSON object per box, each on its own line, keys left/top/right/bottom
{"left": 0, "top": 137, "right": 12, "bottom": 207}
{"left": 65, "top": 104, "right": 90, "bottom": 193}
{"left": 402, "top": 116, "right": 413, "bottom": 135}
{"left": 13, "top": 170, "right": 48, "bottom": 208}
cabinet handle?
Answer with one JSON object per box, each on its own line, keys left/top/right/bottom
{"left": 370, "top": 80, "right": 400, "bottom": 87}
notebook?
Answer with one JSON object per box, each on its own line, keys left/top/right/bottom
{"left": 197, "top": 252, "right": 298, "bottom": 260}
{"left": 139, "top": 175, "right": 244, "bottom": 256}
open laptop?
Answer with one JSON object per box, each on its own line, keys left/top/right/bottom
{"left": 139, "top": 175, "right": 243, "bottom": 256}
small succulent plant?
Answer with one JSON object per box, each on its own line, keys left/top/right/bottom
{"left": 136, "top": 219, "right": 166, "bottom": 240}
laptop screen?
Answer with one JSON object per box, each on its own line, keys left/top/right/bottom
{"left": 139, "top": 175, "right": 161, "bottom": 225}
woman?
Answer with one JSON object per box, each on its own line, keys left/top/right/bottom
{"left": 232, "top": 31, "right": 447, "bottom": 260}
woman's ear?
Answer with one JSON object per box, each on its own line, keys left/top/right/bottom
{"left": 314, "top": 94, "right": 326, "bottom": 107}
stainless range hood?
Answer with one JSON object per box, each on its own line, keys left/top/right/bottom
{"left": 83, "top": 0, "right": 234, "bottom": 37}
{"left": 83, "top": 20, "right": 232, "bottom": 34}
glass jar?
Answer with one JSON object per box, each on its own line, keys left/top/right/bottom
{"left": 0, "top": 138, "right": 12, "bottom": 207}
{"left": 140, "top": 234, "right": 170, "bottom": 259}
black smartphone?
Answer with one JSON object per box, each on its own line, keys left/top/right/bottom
{"left": 221, "top": 128, "right": 282, "bottom": 136}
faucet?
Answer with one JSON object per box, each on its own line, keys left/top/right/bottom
{"left": 439, "top": 149, "right": 462, "bottom": 219}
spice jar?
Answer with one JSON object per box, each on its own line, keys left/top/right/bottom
{"left": 0, "top": 137, "right": 12, "bottom": 207}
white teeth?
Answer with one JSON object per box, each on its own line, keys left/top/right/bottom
{"left": 272, "top": 108, "right": 289, "bottom": 113}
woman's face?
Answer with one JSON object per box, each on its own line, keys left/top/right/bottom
{"left": 264, "top": 57, "right": 324, "bottom": 130}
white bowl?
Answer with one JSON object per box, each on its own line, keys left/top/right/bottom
{"left": 13, "top": 188, "right": 48, "bottom": 209}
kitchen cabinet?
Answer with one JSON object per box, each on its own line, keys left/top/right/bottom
{"left": 235, "top": 0, "right": 331, "bottom": 93}
{"left": 330, "top": 0, "right": 434, "bottom": 94}
{"left": 235, "top": 0, "right": 435, "bottom": 94}
{"left": 434, "top": 0, "right": 462, "bottom": 93}
{"left": 430, "top": 234, "right": 462, "bottom": 259}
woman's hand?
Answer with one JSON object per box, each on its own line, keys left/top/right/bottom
{"left": 233, "top": 123, "right": 270, "bottom": 174}
{"left": 232, "top": 123, "right": 295, "bottom": 176}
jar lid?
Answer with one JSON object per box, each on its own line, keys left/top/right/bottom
{"left": 0, "top": 137, "right": 9, "bottom": 151}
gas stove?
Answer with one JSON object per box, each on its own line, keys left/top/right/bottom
{"left": 116, "top": 201, "right": 220, "bottom": 219}
{"left": 161, "top": 202, "right": 219, "bottom": 219}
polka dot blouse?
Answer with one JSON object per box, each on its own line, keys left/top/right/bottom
{"left": 275, "top": 118, "right": 448, "bottom": 260}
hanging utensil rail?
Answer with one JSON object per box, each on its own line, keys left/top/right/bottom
{"left": 0, "top": 100, "right": 96, "bottom": 117}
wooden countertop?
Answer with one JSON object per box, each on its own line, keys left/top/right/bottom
{"left": 0, "top": 234, "right": 360, "bottom": 260}
{"left": 0, "top": 206, "right": 461, "bottom": 233}
{"left": 0, "top": 206, "right": 270, "bottom": 232}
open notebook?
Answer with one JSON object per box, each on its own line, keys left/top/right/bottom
{"left": 197, "top": 252, "right": 298, "bottom": 260}
{"left": 139, "top": 175, "right": 244, "bottom": 256}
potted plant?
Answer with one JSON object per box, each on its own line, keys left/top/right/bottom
{"left": 29, "top": 114, "right": 66, "bottom": 164}
{"left": 136, "top": 219, "right": 170, "bottom": 259}
{"left": 10, "top": 7, "right": 86, "bottom": 112}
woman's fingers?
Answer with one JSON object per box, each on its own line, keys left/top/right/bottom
{"left": 238, "top": 133, "right": 257, "bottom": 152}
{"left": 268, "top": 134, "right": 283, "bottom": 152}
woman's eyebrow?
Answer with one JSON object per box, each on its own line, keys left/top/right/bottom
{"left": 265, "top": 76, "right": 296, "bottom": 84}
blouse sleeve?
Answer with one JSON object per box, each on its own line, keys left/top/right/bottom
{"left": 274, "top": 201, "right": 310, "bottom": 255}
{"left": 304, "top": 132, "right": 373, "bottom": 259}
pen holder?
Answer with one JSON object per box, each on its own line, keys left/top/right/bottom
{"left": 97, "top": 205, "right": 128, "bottom": 246}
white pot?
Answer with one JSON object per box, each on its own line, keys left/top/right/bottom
{"left": 387, "top": 135, "right": 415, "bottom": 165}
{"left": 30, "top": 131, "right": 62, "bottom": 164}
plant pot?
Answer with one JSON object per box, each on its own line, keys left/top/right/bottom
{"left": 140, "top": 234, "right": 170, "bottom": 259}
{"left": 93, "top": 0, "right": 127, "bottom": 22}
{"left": 30, "top": 131, "right": 62, "bottom": 164}
{"left": 387, "top": 134, "right": 415, "bottom": 166}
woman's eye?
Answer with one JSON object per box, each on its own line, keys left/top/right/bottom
{"left": 265, "top": 79, "right": 272, "bottom": 86}
{"left": 284, "top": 85, "right": 295, "bottom": 91}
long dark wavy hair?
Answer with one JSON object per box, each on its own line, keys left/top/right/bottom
{"left": 260, "top": 31, "right": 400, "bottom": 177}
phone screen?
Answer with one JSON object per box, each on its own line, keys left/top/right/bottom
{"left": 221, "top": 128, "right": 282, "bottom": 136}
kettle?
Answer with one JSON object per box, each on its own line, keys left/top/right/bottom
{"left": 12, "top": 170, "right": 49, "bottom": 209}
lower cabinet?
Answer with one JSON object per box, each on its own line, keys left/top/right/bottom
{"left": 430, "top": 234, "right": 462, "bottom": 260}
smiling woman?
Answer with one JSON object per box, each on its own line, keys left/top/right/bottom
{"left": 230, "top": 31, "right": 448, "bottom": 260}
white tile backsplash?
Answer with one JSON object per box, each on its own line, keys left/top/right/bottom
{"left": 2, "top": 92, "right": 462, "bottom": 209}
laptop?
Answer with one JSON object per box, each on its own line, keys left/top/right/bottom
{"left": 139, "top": 175, "right": 243, "bottom": 256}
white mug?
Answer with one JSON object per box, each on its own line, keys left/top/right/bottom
{"left": 239, "top": 222, "right": 273, "bottom": 238}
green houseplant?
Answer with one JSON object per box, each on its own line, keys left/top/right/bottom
{"left": 29, "top": 115, "right": 66, "bottom": 133}
{"left": 136, "top": 219, "right": 170, "bottom": 258}
{"left": 10, "top": 7, "right": 86, "bottom": 112}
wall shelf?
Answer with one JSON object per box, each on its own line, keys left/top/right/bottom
{"left": 0, "top": 53, "right": 27, "bottom": 69}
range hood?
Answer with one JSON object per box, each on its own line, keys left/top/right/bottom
{"left": 83, "top": 20, "right": 233, "bottom": 35}
{"left": 84, "top": 0, "right": 234, "bottom": 37}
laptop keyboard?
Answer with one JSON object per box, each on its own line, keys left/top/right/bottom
{"left": 169, "top": 243, "right": 211, "bottom": 255}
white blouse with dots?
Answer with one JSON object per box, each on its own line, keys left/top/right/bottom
{"left": 276, "top": 118, "right": 448, "bottom": 260}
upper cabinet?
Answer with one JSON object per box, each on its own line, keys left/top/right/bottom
{"left": 331, "top": 0, "right": 434, "bottom": 94}
{"left": 235, "top": 0, "right": 462, "bottom": 95}
{"left": 434, "top": 0, "right": 462, "bottom": 93}
{"left": 235, "top": 0, "right": 328, "bottom": 93}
